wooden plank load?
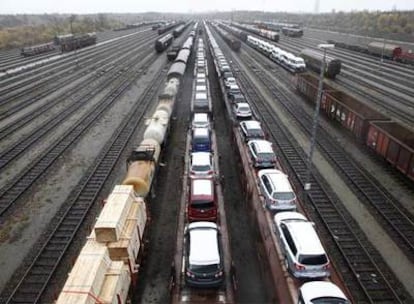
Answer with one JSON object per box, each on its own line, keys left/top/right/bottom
{"left": 94, "top": 185, "right": 135, "bottom": 242}
{"left": 98, "top": 261, "right": 131, "bottom": 304}
{"left": 56, "top": 240, "right": 112, "bottom": 304}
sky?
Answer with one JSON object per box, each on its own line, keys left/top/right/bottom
{"left": 1, "top": 0, "right": 413, "bottom": 14}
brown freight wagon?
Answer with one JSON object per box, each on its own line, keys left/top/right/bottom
{"left": 367, "top": 121, "right": 414, "bottom": 181}
{"left": 296, "top": 73, "right": 388, "bottom": 141}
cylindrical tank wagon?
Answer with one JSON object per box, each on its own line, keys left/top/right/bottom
{"left": 155, "top": 33, "right": 174, "bottom": 53}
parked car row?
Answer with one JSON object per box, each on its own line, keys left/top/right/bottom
{"left": 246, "top": 35, "right": 306, "bottom": 73}
{"left": 184, "top": 36, "right": 225, "bottom": 289}
{"left": 206, "top": 23, "right": 350, "bottom": 304}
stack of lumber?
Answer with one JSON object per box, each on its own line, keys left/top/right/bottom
{"left": 98, "top": 261, "right": 131, "bottom": 304}
{"left": 56, "top": 240, "right": 111, "bottom": 304}
{"left": 57, "top": 185, "right": 147, "bottom": 303}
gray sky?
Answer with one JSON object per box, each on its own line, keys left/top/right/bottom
{"left": 1, "top": 0, "right": 413, "bottom": 14}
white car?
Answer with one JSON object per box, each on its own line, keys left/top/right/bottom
{"left": 224, "top": 77, "right": 237, "bottom": 89}
{"left": 274, "top": 212, "right": 330, "bottom": 279}
{"left": 297, "top": 281, "right": 349, "bottom": 304}
{"left": 233, "top": 102, "right": 252, "bottom": 119}
{"left": 189, "top": 152, "right": 215, "bottom": 178}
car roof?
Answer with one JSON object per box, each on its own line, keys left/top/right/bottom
{"left": 300, "top": 281, "right": 348, "bottom": 302}
{"left": 236, "top": 102, "right": 250, "bottom": 108}
{"left": 193, "top": 127, "right": 209, "bottom": 137}
{"left": 258, "top": 169, "right": 292, "bottom": 192}
{"left": 191, "top": 152, "right": 212, "bottom": 165}
{"left": 188, "top": 222, "right": 220, "bottom": 265}
{"left": 286, "top": 221, "right": 326, "bottom": 255}
{"left": 192, "top": 178, "right": 213, "bottom": 196}
{"left": 242, "top": 120, "right": 261, "bottom": 130}
{"left": 195, "top": 92, "right": 207, "bottom": 99}
{"left": 248, "top": 140, "right": 273, "bottom": 153}
{"left": 193, "top": 113, "right": 208, "bottom": 121}
{"left": 229, "top": 84, "right": 239, "bottom": 89}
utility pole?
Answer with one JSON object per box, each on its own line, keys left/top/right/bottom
{"left": 70, "top": 14, "right": 79, "bottom": 67}
{"left": 304, "top": 44, "right": 334, "bottom": 191}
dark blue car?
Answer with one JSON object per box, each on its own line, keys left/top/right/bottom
{"left": 192, "top": 127, "right": 211, "bottom": 152}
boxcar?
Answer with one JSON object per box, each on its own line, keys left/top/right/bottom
{"left": 367, "top": 42, "right": 402, "bottom": 59}
{"left": 299, "top": 48, "right": 341, "bottom": 79}
{"left": 296, "top": 73, "right": 388, "bottom": 140}
{"left": 366, "top": 121, "right": 414, "bottom": 181}
{"left": 21, "top": 42, "right": 55, "bottom": 56}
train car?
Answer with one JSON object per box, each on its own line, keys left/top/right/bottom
{"left": 175, "top": 49, "right": 191, "bottom": 65}
{"left": 296, "top": 73, "right": 388, "bottom": 140}
{"left": 167, "top": 61, "right": 187, "bottom": 80}
{"left": 54, "top": 33, "right": 73, "bottom": 45}
{"left": 295, "top": 73, "right": 414, "bottom": 181}
{"left": 60, "top": 32, "right": 97, "bottom": 52}
{"left": 167, "top": 43, "right": 181, "bottom": 61}
{"left": 219, "top": 23, "right": 248, "bottom": 42}
{"left": 366, "top": 121, "right": 414, "bottom": 181}
{"left": 282, "top": 27, "right": 304, "bottom": 37}
{"left": 299, "top": 48, "right": 341, "bottom": 79}
{"left": 232, "top": 22, "right": 279, "bottom": 42}
{"left": 21, "top": 42, "right": 55, "bottom": 56}
{"left": 213, "top": 24, "right": 241, "bottom": 52}
{"left": 367, "top": 42, "right": 402, "bottom": 59}
{"left": 206, "top": 24, "right": 352, "bottom": 303}
{"left": 158, "top": 22, "right": 183, "bottom": 35}
{"left": 173, "top": 24, "right": 186, "bottom": 38}
{"left": 155, "top": 33, "right": 174, "bottom": 53}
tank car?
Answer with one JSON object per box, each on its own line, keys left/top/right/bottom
{"left": 155, "top": 33, "right": 174, "bottom": 53}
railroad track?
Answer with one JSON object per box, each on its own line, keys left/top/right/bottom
{"left": 278, "top": 36, "right": 414, "bottom": 88}
{"left": 0, "top": 28, "right": 146, "bottom": 73}
{"left": 0, "top": 47, "right": 159, "bottom": 219}
{"left": 213, "top": 29, "right": 412, "bottom": 303}
{"left": 0, "top": 33, "right": 156, "bottom": 138}
{"left": 0, "top": 30, "right": 155, "bottom": 105}
{"left": 239, "top": 46, "right": 414, "bottom": 263}
{"left": 2, "top": 66, "right": 168, "bottom": 304}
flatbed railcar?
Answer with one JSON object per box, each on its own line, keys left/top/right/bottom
{"left": 206, "top": 24, "right": 351, "bottom": 303}
{"left": 155, "top": 33, "right": 174, "bottom": 53}
{"left": 21, "top": 42, "right": 55, "bottom": 56}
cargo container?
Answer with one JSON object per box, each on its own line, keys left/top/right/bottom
{"left": 367, "top": 121, "right": 414, "bottom": 181}
{"left": 296, "top": 73, "right": 388, "bottom": 141}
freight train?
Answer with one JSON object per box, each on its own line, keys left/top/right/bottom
{"left": 213, "top": 23, "right": 241, "bottom": 51}
{"left": 296, "top": 73, "right": 414, "bottom": 181}
{"left": 232, "top": 21, "right": 279, "bottom": 42}
{"left": 206, "top": 23, "right": 351, "bottom": 304}
{"left": 327, "top": 39, "right": 414, "bottom": 64}
{"left": 170, "top": 31, "right": 235, "bottom": 303}
{"left": 56, "top": 34, "right": 194, "bottom": 304}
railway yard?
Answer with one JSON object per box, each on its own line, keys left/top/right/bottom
{"left": 0, "top": 19, "right": 413, "bottom": 304}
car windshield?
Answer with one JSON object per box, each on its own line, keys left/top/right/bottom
{"left": 310, "top": 297, "right": 349, "bottom": 304}
{"left": 248, "top": 129, "right": 263, "bottom": 136}
{"left": 259, "top": 152, "right": 274, "bottom": 160}
{"left": 273, "top": 192, "right": 295, "bottom": 201}
{"left": 299, "top": 254, "right": 328, "bottom": 265}
{"left": 191, "top": 200, "right": 214, "bottom": 209}
{"left": 238, "top": 106, "right": 250, "bottom": 111}
{"left": 194, "top": 137, "right": 209, "bottom": 144}
{"left": 193, "top": 164, "right": 211, "bottom": 172}
{"left": 190, "top": 263, "right": 220, "bottom": 273}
